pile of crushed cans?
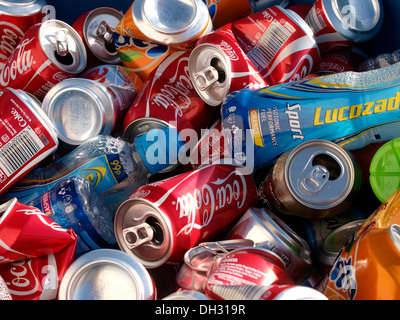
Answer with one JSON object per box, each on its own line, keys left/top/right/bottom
{"left": 0, "top": 0, "right": 400, "bottom": 301}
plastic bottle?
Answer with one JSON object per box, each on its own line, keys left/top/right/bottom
{"left": 28, "top": 176, "right": 116, "bottom": 256}
{"left": 358, "top": 49, "right": 400, "bottom": 72}
{"left": 2, "top": 129, "right": 184, "bottom": 213}
{"left": 221, "top": 61, "right": 400, "bottom": 170}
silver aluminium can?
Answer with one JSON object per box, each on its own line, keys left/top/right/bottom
{"left": 176, "top": 239, "right": 254, "bottom": 292}
{"left": 39, "top": 19, "right": 87, "bottom": 75}
{"left": 58, "top": 249, "right": 156, "bottom": 300}
{"left": 81, "top": 7, "right": 123, "bottom": 64}
{"left": 227, "top": 207, "right": 312, "bottom": 284}
{"left": 258, "top": 139, "right": 362, "bottom": 219}
{"left": 305, "top": 0, "right": 383, "bottom": 52}
{"left": 42, "top": 78, "right": 133, "bottom": 146}
{"left": 317, "top": 219, "right": 365, "bottom": 270}
{"left": 131, "top": 0, "right": 212, "bottom": 48}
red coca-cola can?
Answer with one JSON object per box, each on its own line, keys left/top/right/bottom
{"left": 123, "top": 50, "right": 219, "bottom": 173}
{"left": 204, "top": 247, "right": 294, "bottom": 300}
{"left": 175, "top": 239, "right": 254, "bottom": 292}
{"left": 205, "top": 284, "right": 328, "bottom": 300}
{"left": 0, "top": 198, "right": 77, "bottom": 300}
{"left": 0, "top": 88, "right": 58, "bottom": 196}
{"left": 0, "top": 0, "right": 46, "bottom": 61}
{"left": 305, "top": 0, "right": 383, "bottom": 53}
{"left": 72, "top": 7, "right": 123, "bottom": 69}
{"left": 188, "top": 23, "right": 268, "bottom": 106}
{"left": 0, "top": 19, "right": 87, "bottom": 100}
{"left": 114, "top": 164, "right": 258, "bottom": 268}
{"left": 186, "top": 119, "right": 231, "bottom": 170}
{"left": 189, "top": 5, "right": 320, "bottom": 106}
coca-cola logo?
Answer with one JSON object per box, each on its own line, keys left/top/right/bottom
{"left": 219, "top": 40, "right": 239, "bottom": 61}
{"left": 151, "top": 54, "right": 193, "bottom": 119}
{"left": 17, "top": 207, "right": 66, "bottom": 233}
{"left": 4, "top": 259, "right": 40, "bottom": 296}
{"left": 10, "top": 107, "right": 27, "bottom": 127}
{"left": 175, "top": 169, "right": 247, "bottom": 235}
{"left": 52, "top": 71, "right": 72, "bottom": 82}
{"left": 0, "top": 37, "right": 34, "bottom": 88}
{"left": 0, "top": 22, "right": 24, "bottom": 60}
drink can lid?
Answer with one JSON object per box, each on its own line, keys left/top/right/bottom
{"left": 42, "top": 78, "right": 113, "bottom": 146}
{"left": 370, "top": 137, "right": 400, "bottom": 202}
{"left": 58, "top": 249, "right": 156, "bottom": 300}
{"left": 285, "top": 140, "right": 358, "bottom": 210}
{"left": 0, "top": 0, "right": 45, "bottom": 15}
{"left": 83, "top": 7, "right": 123, "bottom": 64}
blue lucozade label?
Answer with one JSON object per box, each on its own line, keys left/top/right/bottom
{"left": 221, "top": 65, "right": 400, "bottom": 169}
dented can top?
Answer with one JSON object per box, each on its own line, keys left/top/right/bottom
{"left": 82, "top": 7, "right": 123, "bottom": 64}
{"left": 58, "top": 249, "right": 156, "bottom": 300}
{"left": 42, "top": 78, "right": 116, "bottom": 146}
{"left": 313, "top": 0, "right": 383, "bottom": 42}
{"left": 285, "top": 140, "right": 358, "bottom": 210}
{"left": 189, "top": 44, "right": 232, "bottom": 107}
{"left": 131, "top": 0, "right": 212, "bottom": 46}
{"left": 0, "top": 0, "right": 46, "bottom": 15}
{"left": 39, "top": 19, "right": 87, "bottom": 74}
{"left": 114, "top": 198, "right": 173, "bottom": 269}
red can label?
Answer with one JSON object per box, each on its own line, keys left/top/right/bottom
{"left": 231, "top": 6, "right": 320, "bottom": 85}
{"left": 0, "top": 11, "right": 44, "bottom": 61}
{"left": 123, "top": 50, "right": 218, "bottom": 139}
{"left": 0, "top": 199, "right": 77, "bottom": 300}
{"left": 305, "top": 0, "right": 351, "bottom": 53}
{"left": 127, "top": 164, "right": 258, "bottom": 263}
{"left": 0, "top": 23, "right": 77, "bottom": 99}
{"left": 0, "top": 89, "right": 58, "bottom": 194}
{"left": 196, "top": 24, "right": 268, "bottom": 93}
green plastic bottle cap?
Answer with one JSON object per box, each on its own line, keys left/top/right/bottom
{"left": 370, "top": 138, "right": 400, "bottom": 202}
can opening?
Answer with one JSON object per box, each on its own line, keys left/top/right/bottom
{"left": 146, "top": 216, "right": 164, "bottom": 246}
{"left": 104, "top": 41, "right": 117, "bottom": 54}
{"left": 312, "top": 154, "right": 341, "bottom": 180}
{"left": 54, "top": 50, "right": 74, "bottom": 66}
{"left": 210, "top": 57, "right": 226, "bottom": 83}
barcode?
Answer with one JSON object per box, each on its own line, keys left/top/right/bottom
{"left": 0, "top": 126, "right": 44, "bottom": 177}
{"left": 305, "top": 7, "right": 327, "bottom": 33}
{"left": 211, "top": 284, "right": 267, "bottom": 300}
{"left": 248, "top": 20, "right": 293, "bottom": 71}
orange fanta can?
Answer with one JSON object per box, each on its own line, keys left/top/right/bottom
{"left": 115, "top": 0, "right": 212, "bottom": 50}
{"left": 319, "top": 189, "right": 400, "bottom": 300}
{"left": 113, "top": 33, "right": 175, "bottom": 81}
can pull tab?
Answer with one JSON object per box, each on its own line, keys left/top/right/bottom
{"left": 96, "top": 21, "right": 114, "bottom": 44}
{"left": 194, "top": 66, "right": 219, "bottom": 91}
{"left": 123, "top": 223, "right": 154, "bottom": 249}
{"left": 55, "top": 29, "right": 69, "bottom": 56}
{"left": 301, "top": 165, "right": 330, "bottom": 193}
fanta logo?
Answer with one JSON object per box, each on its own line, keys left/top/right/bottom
{"left": 0, "top": 21, "right": 24, "bottom": 60}
{"left": 175, "top": 169, "right": 247, "bottom": 235}
{"left": 0, "top": 37, "right": 34, "bottom": 88}
{"left": 328, "top": 249, "right": 357, "bottom": 300}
